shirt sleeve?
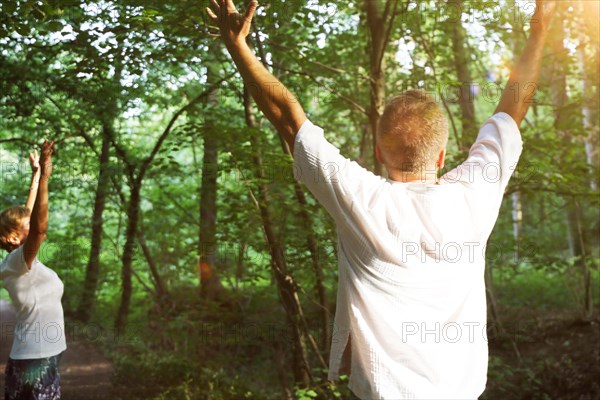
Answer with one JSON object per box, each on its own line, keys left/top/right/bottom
{"left": 0, "top": 246, "right": 30, "bottom": 279}
{"left": 293, "top": 120, "right": 385, "bottom": 225}
{"left": 441, "top": 112, "right": 523, "bottom": 234}
{"left": 442, "top": 112, "right": 522, "bottom": 190}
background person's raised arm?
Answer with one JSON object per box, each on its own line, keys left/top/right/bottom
{"left": 206, "top": 0, "right": 307, "bottom": 152}
{"left": 24, "top": 149, "right": 40, "bottom": 213}
{"left": 23, "top": 140, "right": 54, "bottom": 269}
{"left": 495, "top": 0, "right": 555, "bottom": 126}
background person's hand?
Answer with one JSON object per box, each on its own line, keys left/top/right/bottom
{"left": 206, "top": 0, "right": 258, "bottom": 47}
{"left": 29, "top": 149, "right": 40, "bottom": 174}
{"left": 39, "top": 140, "right": 55, "bottom": 178}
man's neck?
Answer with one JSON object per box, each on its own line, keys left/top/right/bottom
{"left": 387, "top": 168, "right": 439, "bottom": 184}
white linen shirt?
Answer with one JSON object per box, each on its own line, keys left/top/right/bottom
{"left": 0, "top": 246, "right": 67, "bottom": 359}
{"left": 293, "top": 113, "right": 522, "bottom": 399}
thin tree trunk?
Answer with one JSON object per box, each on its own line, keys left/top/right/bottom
{"left": 511, "top": 188, "right": 523, "bottom": 262}
{"left": 77, "top": 128, "right": 111, "bottom": 322}
{"left": 548, "top": 13, "right": 592, "bottom": 316}
{"left": 244, "top": 86, "right": 311, "bottom": 386}
{"left": 294, "top": 182, "right": 330, "bottom": 354}
{"left": 199, "top": 53, "right": 224, "bottom": 300}
{"left": 579, "top": 0, "right": 600, "bottom": 191}
{"left": 509, "top": 4, "right": 523, "bottom": 263}
{"left": 277, "top": 138, "right": 331, "bottom": 354}
{"left": 256, "top": 33, "right": 331, "bottom": 358}
{"left": 448, "top": 0, "right": 477, "bottom": 151}
{"left": 578, "top": 39, "right": 599, "bottom": 191}
{"left": 137, "top": 226, "right": 168, "bottom": 300}
{"left": 577, "top": 11, "right": 598, "bottom": 314}
{"left": 273, "top": 341, "right": 294, "bottom": 400}
{"left": 115, "top": 180, "right": 141, "bottom": 332}
{"left": 365, "top": 0, "right": 398, "bottom": 175}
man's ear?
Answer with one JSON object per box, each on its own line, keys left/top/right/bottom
{"left": 6, "top": 234, "right": 20, "bottom": 246}
{"left": 376, "top": 144, "right": 385, "bottom": 164}
{"left": 437, "top": 148, "right": 446, "bottom": 170}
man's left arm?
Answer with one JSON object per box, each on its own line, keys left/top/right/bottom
{"left": 206, "top": 0, "right": 307, "bottom": 152}
{"left": 207, "top": 1, "right": 383, "bottom": 226}
{"left": 494, "top": 0, "right": 555, "bottom": 126}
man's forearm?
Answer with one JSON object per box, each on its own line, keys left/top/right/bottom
{"left": 495, "top": 30, "right": 548, "bottom": 126}
{"left": 495, "top": 0, "right": 555, "bottom": 127}
{"left": 226, "top": 40, "right": 306, "bottom": 151}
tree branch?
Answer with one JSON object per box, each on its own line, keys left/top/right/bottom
{"left": 0, "top": 138, "right": 37, "bottom": 146}
{"left": 137, "top": 71, "right": 237, "bottom": 183}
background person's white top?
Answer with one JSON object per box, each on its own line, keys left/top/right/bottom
{"left": 293, "top": 113, "right": 522, "bottom": 400}
{"left": 0, "top": 246, "right": 67, "bottom": 359}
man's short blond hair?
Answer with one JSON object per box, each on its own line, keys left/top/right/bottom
{"left": 377, "top": 90, "right": 449, "bottom": 175}
{"left": 0, "top": 206, "right": 29, "bottom": 251}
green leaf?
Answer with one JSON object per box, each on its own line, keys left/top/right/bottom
{"left": 47, "top": 20, "right": 64, "bottom": 32}
{"left": 3, "top": 1, "right": 17, "bottom": 14}
{"left": 15, "top": 23, "right": 30, "bottom": 36}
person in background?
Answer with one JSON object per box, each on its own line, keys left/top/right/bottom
{"left": 0, "top": 140, "right": 66, "bottom": 400}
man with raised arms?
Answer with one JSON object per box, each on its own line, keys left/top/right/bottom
{"left": 206, "top": 1, "right": 554, "bottom": 398}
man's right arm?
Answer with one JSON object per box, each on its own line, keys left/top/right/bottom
{"left": 206, "top": 0, "right": 307, "bottom": 153}
{"left": 495, "top": 0, "right": 555, "bottom": 126}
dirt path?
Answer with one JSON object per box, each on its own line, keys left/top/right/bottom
{"left": 0, "top": 300, "right": 113, "bottom": 399}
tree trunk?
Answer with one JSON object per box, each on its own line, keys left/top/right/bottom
{"left": 77, "top": 127, "right": 111, "bottom": 322}
{"left": 547, "top": 13, "right": 592, "bottom": 316}
{"left": 292, "top": 180, "right": 330, "bottom": 354}
{"left": 199, "top": 54, "right": 224, "bottom": 300}
{"left": 244, "top": 86, "right": 311, "bottom": 386}
{"left": 577, "top": 6, "right": 598, "bottom": 314}
{"left": 509, "top": 2, "right": 523, "bottom": 263}
{"left": 115, "top": 180, "right": 141, "bottom": 332}
{"left": 448, "top": 0, "right": 477, "bottom": 151}
{"left": 577, "top": 40, "right": 599, "bottom": 190}
{"left": 579, "top": 0, "right": 600, "bottom": 191}
{"left": 137, "top": 225, "right": 168, "bottom": 300}
{"left": 511, "top": 188, "right": 523, "bottom": 262}
{"left": 257, "top": 32, "right": 331, "bottom": 355}
{"left": 279, "top": 138, "right": 331, "bottom": 354}
{"left": 365, "top": 0, "right": 396, "bottom": 175}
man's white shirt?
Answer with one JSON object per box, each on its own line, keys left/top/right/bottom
{"left": 293, "top": 113, "right": 522, "bottom": 399}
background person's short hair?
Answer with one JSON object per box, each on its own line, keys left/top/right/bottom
{"left": 0, "top": 206, "right": 29, "bottom": 251}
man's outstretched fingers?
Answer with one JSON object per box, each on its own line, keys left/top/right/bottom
{"left": 224, "top": 0, "right": 238, "bottom": 13}
{"left": 244, "top": 0, "right": 258, "bottom": 22}
{"left": 207, "top": 0, "right": 220, "bottom": 19}
{"left": 206, "top": 7, "right": 218, "bottom": 21}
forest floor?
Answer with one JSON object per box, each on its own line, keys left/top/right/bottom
{"left": 1, "top": 297, "right": 598, "bottom": 399}
{"left": 0, "top": 300, "right": 113, "bottom": 400}
{"left": 483, "top": 308, "right": 600, "bottom": 399}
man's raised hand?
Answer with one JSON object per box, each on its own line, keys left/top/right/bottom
{"left": 206, "top": 0, "right": 258, "bottom": 47}
{"left": 531, "top": 0, "right": 556, "bottom": 34}
{"left": 494, "top": 0, "right": 554, "bottom": 126}
{"left": 39, "top": 140, "right": 55, "bottom": 179}
{"left": 204, "top": 0, "right": 306, "bottom": 149}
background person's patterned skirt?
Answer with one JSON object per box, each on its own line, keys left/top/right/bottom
{"left": 4, "top": 353, "right": 62, "bottom": 400}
